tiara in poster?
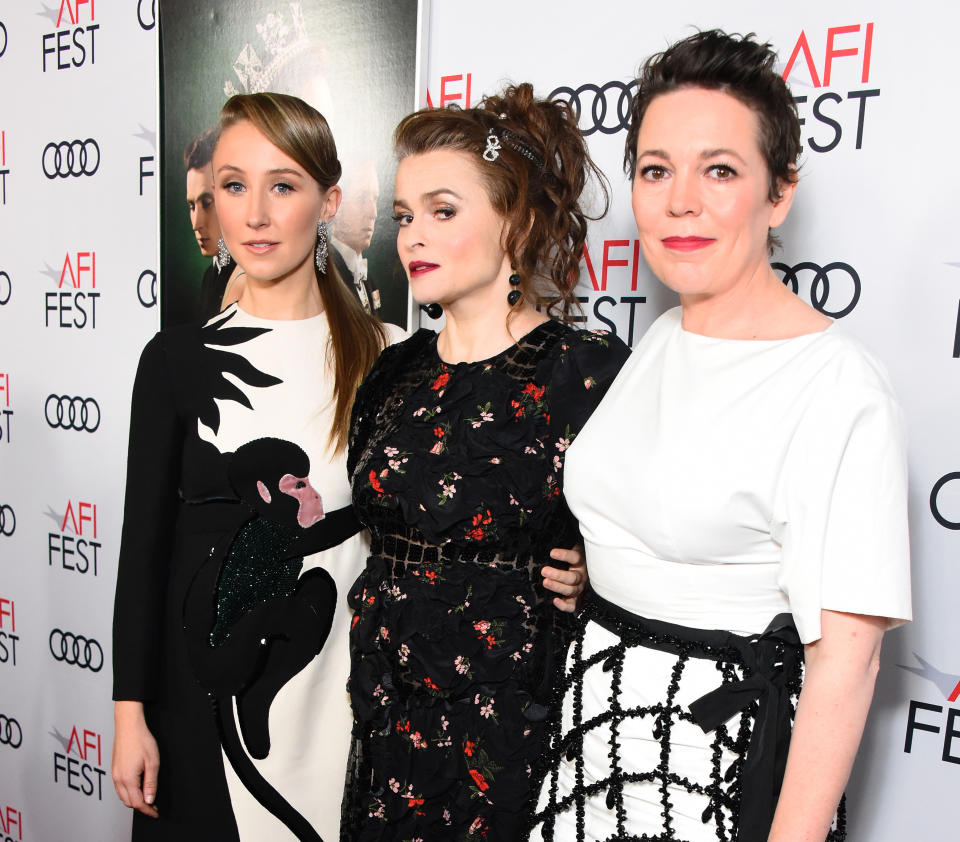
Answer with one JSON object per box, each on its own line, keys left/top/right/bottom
{"left": 223, "top": 2, "right": 311, "bottom": 96}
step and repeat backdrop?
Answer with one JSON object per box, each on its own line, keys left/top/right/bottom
{"left": 0, "top": 1, "right": 957, "bottom": 840}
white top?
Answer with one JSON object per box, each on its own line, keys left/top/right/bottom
{"left": 565, "top": 307, "right": 912, "bottom": 644}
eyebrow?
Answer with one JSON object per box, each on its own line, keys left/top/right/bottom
{"left": 393, "top": 187, "right": 463, "bottom": 207}
{"left": 215, "top": 165, "right": 305, "bottom": 177}
{"left": 637, "top": 147, "right": 747, "bottom": 163}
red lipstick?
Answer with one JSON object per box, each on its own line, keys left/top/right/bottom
{"left": 662, "top": 236, "right": 715, "bottom": 252}
{"left": 408, "top": 261, "right": 438, "bottom": 277}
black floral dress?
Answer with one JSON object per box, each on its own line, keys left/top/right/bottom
{"left": 344, "top": 321, "right": 629, "bottom": 841}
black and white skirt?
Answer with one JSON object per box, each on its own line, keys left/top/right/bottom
{"left": 529, "top": 592, "right": 845, "bottom": 842}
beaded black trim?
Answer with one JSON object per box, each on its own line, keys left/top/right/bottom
{"left": 530, "top": 594, "right": 847, "bottom": 842}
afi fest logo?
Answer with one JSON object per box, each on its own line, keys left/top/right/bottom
{"left": 0, "top": 129, "right": 8, "bottom": 204}
{"left": 41, "top": 0, "right": 99, "bottom": 72}
{"left": 0, "top": 805, "right": 23, "bottom": 842}
{"left": 0, "top": 599, "right": 18, "bottom": 668}
{"left": 772, "top": 260, "right": 861, "bottom": 319}
{"left": 425, "top": 73, "right": 473, "bottom": 109}
{"left": 901, "top": 654, "right": 960, "bottom": 765}
{"left": 51, "top": 724, "right": 106, "bottom": 800}
{"left": 44, "top": 251, "right": 99, "bottom": 329}
{"left": 47, "top": 500, "right": 101, "bottom": 577}
{"left": 0, "top": 373, "right": 12, "bottom": 444}
{"left": 781, "top": 23, "right": 879, "bottom": 153}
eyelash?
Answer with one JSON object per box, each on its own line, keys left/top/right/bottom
{"left": 638, "top": 163, "right": 739, "bottom": 181}
{"left": 707, "top": 163, "right": 737, "bottom": 179}
{"left": 391, "top": 206, "right": 457, "bottom": 226}
{"left": 220, "top": 181, "right": 295, "bottom": 194}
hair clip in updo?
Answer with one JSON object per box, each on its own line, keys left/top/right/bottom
{"left": 482, "top": 128, "right": 502, "bottom": 162}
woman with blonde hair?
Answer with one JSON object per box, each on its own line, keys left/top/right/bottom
{"left": 111, "top": 92, "right": 393, "bottom": 841}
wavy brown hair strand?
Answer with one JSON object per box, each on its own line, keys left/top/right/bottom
{"left": 394, "top": 83, "right": 608, "bottom": 321}
{"left": 220, "top": 92, "right": 387, "bottom": 451}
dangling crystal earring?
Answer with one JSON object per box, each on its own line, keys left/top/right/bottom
{"left": 216, "top": 238, "right": 231, "bottom": 270}
{"left": 315, "top": 220, "right": 329, "bottom": 273}
{"left": 421, "top": 303, "right": 443, "bottom": 319}
{"left": 507, "top": 269, "right": 522, "bottom": 306}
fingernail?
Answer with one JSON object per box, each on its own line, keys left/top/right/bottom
{"left": 145, "top": 794, "right": 155, "bottom": 804}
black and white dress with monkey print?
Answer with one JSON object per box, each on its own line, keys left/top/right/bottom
{"left": 113, "top": 302, "right": 402, "bottom": 842}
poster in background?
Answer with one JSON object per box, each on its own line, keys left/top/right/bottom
{"left": 160, "top": 0, "right": 419, "bottom": 329}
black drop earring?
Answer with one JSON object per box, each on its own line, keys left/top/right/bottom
{"left": 507, "top": 270, "right": 522, "bottom": 307}
{"left": 421, "top": 303, "right": 443, "bottom": 319}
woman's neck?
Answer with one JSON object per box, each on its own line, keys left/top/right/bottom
{"left": 437, "top": 300, "right": 547, "bottom": 364}
{"left": 679, "top": 264, "right": 829, "bottom": 340}
{"left": 238, "top": 269, "right": 323, "bottom": 321}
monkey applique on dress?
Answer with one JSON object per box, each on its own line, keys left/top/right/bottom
{"left": 115, "top": 304, "right": 381, "bottom": 842}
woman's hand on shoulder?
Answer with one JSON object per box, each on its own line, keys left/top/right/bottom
{"left": 112, "top": 700, "right": 160, "bottom": 818}
{"left": 542, "top": 545, "right": 588, "bottom": 613}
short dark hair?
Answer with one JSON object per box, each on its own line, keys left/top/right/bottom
{"left": 624, "top": 29, "right": 801, "bottom": 208}
{"left": 183, "top": 127, "right": 220, "bottom": 171}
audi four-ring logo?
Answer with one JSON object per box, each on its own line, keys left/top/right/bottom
{"left": 0, "top": 270, "right": 11, "bottom": 306}
{"left": 137, "top": 0, "right": 157, "bottom": 30}
{"left": 0, "top": 504, "right": 14, "bottom": 537}
{"left": 548, "top": 80, "right": 638, "bottom": 136}
{"left": 0, "top": 715, "right": 22, "bottom": 749}
{"left": 773, "top": 261, "right": 861, "bottom": 319}
{"left": 137, "top": 269, "right": 157, "bottom": 308}
{"left": 49, "top": 629, "right": 104, "bottom": 672}
{"left": 42, "top": 139, "right": 100, "bottom": 179}
{"left": 45, "top": 395, "right": 101, "bottom": 432}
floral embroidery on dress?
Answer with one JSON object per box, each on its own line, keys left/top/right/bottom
{"left": 344, "top": 321, "right": 630, "bottom": 841}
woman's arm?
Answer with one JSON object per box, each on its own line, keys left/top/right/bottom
{"left": 767, "top": 609, "right": 887, "bottom": 842}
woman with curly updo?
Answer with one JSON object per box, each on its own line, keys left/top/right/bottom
{"left": 343, "top": 83, "right": 630, "bottom": 840}
{"left": 530, "top": 30, "right": 911, "bottom": 842}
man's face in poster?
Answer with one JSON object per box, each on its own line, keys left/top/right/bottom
{"left": 333, "top": 160, "right": 379, "bottom": 256}
{"left": 186, "top": 164, "right": 221, "bottom": 258}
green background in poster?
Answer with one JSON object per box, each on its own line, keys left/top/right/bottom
{"left": 160, "top": 0, "right": 418, "bottom": 328}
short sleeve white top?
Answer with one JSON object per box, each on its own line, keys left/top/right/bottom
{"left": 564, "top": 307, "right": 912, "bottom": 643}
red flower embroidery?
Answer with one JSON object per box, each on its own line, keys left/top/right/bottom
{"left": 369, "top": 469, "right": 384, "bottom": 494}
{"left": 424, "top": 569, "right": 438, "bottom": 584}
{"left": 485, "top": 634, "right": 496, "bottom": 649}
{"left": 408, "top": 797, "right": 425, "bottom": 806}
{"left": 433, "top": 426, "right": 445, "bottom": 438}
{"left": 464, "top": 740, "right": 476, "bottom": 757}
{"left": 423, "top": 676, "right": 440, "bottom": 690}
{"left": 466, "top": 528, "right": 485, "bottom": 541}
{"left": 522, "top": 382, "right": 545, "bottom": 401}
{"left": 431, "top": 372, "right": 450, "bottom": 391}
{"left": 469, "top": 769, "right": 490, "bottom": 791}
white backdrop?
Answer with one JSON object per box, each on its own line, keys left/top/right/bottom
{"left": 0, "top": 1, "right": 160, "bottom": 840}
{"left": 419, "top": 2, "right": 958, "bottom": 840}
{"left": 0, "top": 2, "right": 957, "bottom": 841}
